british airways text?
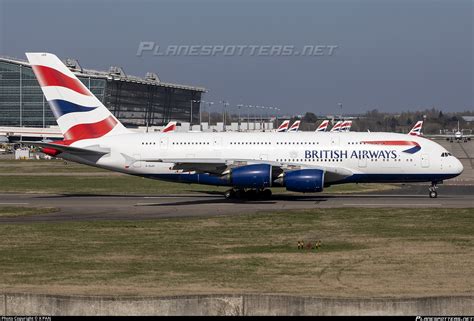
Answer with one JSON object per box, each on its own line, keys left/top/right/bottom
{"left": 305, "top": 150, "right": 398, "bottom": 159}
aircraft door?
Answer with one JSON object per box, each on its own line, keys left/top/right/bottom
{"left": 421, "top": 154, "right": 430, "bottom": 168}
{"left": 358, "top": 157, "right": 367, "bottom": 168}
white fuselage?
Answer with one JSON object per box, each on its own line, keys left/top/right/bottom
{"left": 69, "top": 131, "right": 463, "bottom": 186}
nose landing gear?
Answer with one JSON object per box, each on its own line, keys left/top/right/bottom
{"left": 429, "top": 182, "right": 438, "bottom": 198}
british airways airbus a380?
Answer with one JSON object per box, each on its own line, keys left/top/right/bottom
{"left": 25, "top": 53, "right": 463, "bottom": 199}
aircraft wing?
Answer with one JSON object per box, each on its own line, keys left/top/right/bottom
{"left": 144, "top": 157, "right": 354, "bottom": 183}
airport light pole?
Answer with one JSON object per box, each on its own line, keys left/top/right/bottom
{"left": 236, "top": 104, "right": 244, "bottom": 131}
{"left": 191, "top": 100, "right": 201, "bottom": 128}
{"left": 274, "top": 107, "right": 281, "bottom": 126}
{"left": 220, "top": 100, "right": 230, "bottom": 131}
{"left": 201, "top": 100, "right": 214, "bottom": 126}
{"left": 256, "top": 106, "right": 264, "bottom": 130}
{"left": 247, "top": 105, "right": 253, "bottom": 131}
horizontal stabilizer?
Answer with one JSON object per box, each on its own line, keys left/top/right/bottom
{"left": 21, "top": 141, "right": 110, "bottom": 157}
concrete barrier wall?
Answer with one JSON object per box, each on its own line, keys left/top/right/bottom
{"left": 2, "top": 293, "right": 473, "bottom": 316}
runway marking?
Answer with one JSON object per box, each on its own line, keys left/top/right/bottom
{"left": 343, "top": 203, "right": 442, "bottom": 206}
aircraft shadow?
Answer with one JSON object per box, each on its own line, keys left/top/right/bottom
{"left": 139, "top": 194, "right": 330, "bottom": 207}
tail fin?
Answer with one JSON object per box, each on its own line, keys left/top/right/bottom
{"left": 408, "top": 121, "right": 423, "bottom": 136}
{"left": 315, "top": 120, "right": 329, "bottom": 132}
{"left": 340, "top": 120, "right": 352, "bottom": 132}
{"left": 162, "top": 121, "right": 177, "bottom": 133}
{"left": 288, "top": 120, "right": 301, "bottom": 132}
{"left": 25, "top": 53, "right": 130, "bottom": 144}
{"left": 277, "top": 120, "right": 290, "bottom": 132}
{"left": 330, "top": 120, "right": 343, "bottom": 132}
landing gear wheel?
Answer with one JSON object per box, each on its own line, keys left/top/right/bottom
{"left": 262, "top": 189, "right": 272, "bottom": 199}
{"left": 428, "top": 182, "right": 438, "bottom": 199}
{"left": 224, "top": 189, "right": 236, "bottom": 199}
{"left": 245, "top": 189, "right": 258, "bottom": 200}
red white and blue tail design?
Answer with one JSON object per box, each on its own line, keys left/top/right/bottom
{"left": 277, "top": 120, "right": 290, "bottom": 132}
{"left": 315, "top": 120, "right": 329, "bottom": 132}
{"left": 340, "top": 120, "right": 353, "bottom": 132}
{"left": 330, "top": 120, "right": 343, "bottom": 132}
{"left": 409, "top": 121, "right": 423, "bottom": 136}
{"left": 288, "top": 120, "right": 301, "bottom": 132}
{"left": 26, "top": 53, "right": 130, "bottom": 144}
{"left": 162, "top": 121, "right": 177, "bottom": 133}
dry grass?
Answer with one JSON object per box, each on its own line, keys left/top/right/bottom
{"left": 0, "top": 207, "right": 472, "bottom": 298}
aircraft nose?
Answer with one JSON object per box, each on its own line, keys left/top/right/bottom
{"left": 454, "top": 157, "right": 464, "bottom": 174}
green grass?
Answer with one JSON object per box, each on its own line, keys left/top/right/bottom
{"left": 0, "top": 206, "right": 58, "bottom": 217}
{"left": 0, "top": 159, "right": 399, "bottom": 195}
{"left": 0, "top": 207, "right": 472, "bottom": 296}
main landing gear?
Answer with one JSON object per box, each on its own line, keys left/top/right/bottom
{"left": 224, "top": 188, "right": 272, "bottom": 200}
{"left": 429, "top": 182, "right": 438, "bottom": 198}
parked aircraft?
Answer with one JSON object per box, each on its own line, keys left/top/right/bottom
{"left": 408, "top": 121, "right": 423, "bottom": 136}
{"left": 425, "top": 121, "right": 472, "bottom": 143}
{"left": 315, "top": 120, "right": 330, "bottom": 132}
{"left": 288, "top": 120, "right": 301, "bottom": 132}
{"left": 340, "top": 120, "right": 353, "bottom": 132}
{"left": 162, "top": 121, "right": 177, "bottom": 133}
{"left": 330, "top": 121, "right": 343, "bottom": 132}
{"left": 276, "top": 120, "right": 290, "bottom": 132}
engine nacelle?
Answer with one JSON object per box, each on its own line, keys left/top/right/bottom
{"left": 284, "top": 169, "right": 324, "bottom": 193}
{"left": 229, "top": 164, "right": 272, "bottom": 188}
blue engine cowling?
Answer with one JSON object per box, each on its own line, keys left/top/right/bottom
{"left": 229, "top": 164, "right": 272, "bottom": 188}
{"left": 284, "top": 169, "right": 325, "bottom": 193}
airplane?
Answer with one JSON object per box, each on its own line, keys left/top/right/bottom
{"left": 288, "top": 120, "right": 301, "bottom": 132}
{"left": 276, "top": 120, "right": 290, "bottom": 132}
{"left": 340, "top": 120, "right": 353, "bottom": 132}
{"left": 24, "top": 53, "right": 463, "bottom": 200}
{"left": 425, "top": 121, "right": 473, "bottom": 143}
{"left": 408, "top": 121, "right": 423, "bottom": 136}
{"left": 162, "top": 121, "right": 177, "bottom": 133}
{"left": 330, "top": 121, "right": 343, "bottom": 132}
{"left": 315, "top": 120, "right": 330, "bottom": 132}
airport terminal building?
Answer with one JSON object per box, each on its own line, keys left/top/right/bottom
{"left": 0, "top": 56, "right": 205, "bottom": 128}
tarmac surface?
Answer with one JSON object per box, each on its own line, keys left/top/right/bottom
{"left": 0, "top": 185, "right": 472, "bottom": 223}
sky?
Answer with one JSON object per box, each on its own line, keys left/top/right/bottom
{"left": 0, "top": 0, "right": 472, "bottom": 115}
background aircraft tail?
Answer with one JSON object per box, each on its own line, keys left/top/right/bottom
{"left": 409, "top": 121, "right": 423, "bottom": 136}
{"left": 277, "top": 120, "right": 290, "bottom": 132}
{"left": 288, "top": 120, "right": 301, "bottom": 132}
{"left": 315, "top": 120, "right": 329, "bottom": 132}
{"left": 162, "top": 121, "right": 177, "bottom": 132}
{"left": 25, "top": 53, "right": 130, "bottom": 144}
{"left": 340, "top": 120, "right": 353, "bottom": 132}
{"left": 330, "top": 120, "right": 343, "bottom": 132}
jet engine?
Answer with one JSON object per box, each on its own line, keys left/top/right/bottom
{"left": 227, "top": 164, "right": 272, "bottom": 188}
{"left": 284, "top": 169, "right": 324, "bottom": 193}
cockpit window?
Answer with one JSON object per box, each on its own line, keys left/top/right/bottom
{"left": 441, "top": 152, "right": 453, "bottom": 157}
